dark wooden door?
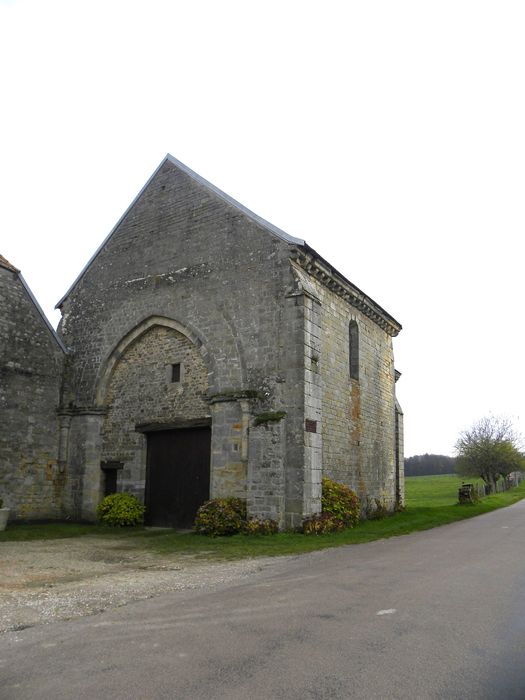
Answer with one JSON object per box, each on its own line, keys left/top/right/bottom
{"left": 145, "top": 427, "right": 211, "bottom": 528}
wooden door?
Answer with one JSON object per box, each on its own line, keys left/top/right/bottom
{"left": 145, "top": 427, "right": 211, "bottom": 528}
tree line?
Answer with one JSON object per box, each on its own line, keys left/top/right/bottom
{"left": 404, "top": 454, "right": 456, "bottom": 477}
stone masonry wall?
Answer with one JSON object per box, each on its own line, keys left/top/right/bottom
{"left": 301, "top": 294, "right": 323, "bottom": 518}
{"left": 210, "top": 399, "right": 247, "bottom": 500}
{"left": 58, "top": 160, "right": 300, "bottom": 408}
{"left": 100, "top": 324, "right": 210, "bottom": 500}
{"left": 248, "top": 419, "right": 286, "bottom": 529}
{"left": 58, "top": 158, "right": 306, "bottom": 523}
{"left": 395, "top": 401, "right": 405, "bottom": 505}
{"left": 55, "top": 156, "right": 401, "bottom": 523}
{"left": 0, "top": 266, "right": 65, "bottom": 520}
{"left": 1, "top": 159, "right": 402, "bottom": 525}
{"left": 306, "top": 273, "right": 398, "bottom": 507}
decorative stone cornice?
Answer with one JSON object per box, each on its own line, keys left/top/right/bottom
{"left": 291, "top": 248, "right": 402, "bottom": 337}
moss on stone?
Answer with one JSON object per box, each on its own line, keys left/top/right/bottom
{"left": 208, "top": 389, "right": 260, "bottom": 403}
{"left": 253, "top": 411, "right": 287, "bottom": 426}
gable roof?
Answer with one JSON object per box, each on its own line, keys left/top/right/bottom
{"left": 54, "top": 154, "right": 401, "bottom": 335}
{"left": 56, "top": 154, "right": 304, "bottom": 309}
{"left": 0, "top": 254, "right": 67, "bottom": 353}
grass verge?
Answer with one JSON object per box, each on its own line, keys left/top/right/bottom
{"left": 1, "top": 478, "right": 524, "bottom": 559}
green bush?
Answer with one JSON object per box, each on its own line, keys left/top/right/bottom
{"left": 97, "top": 492, "right": 145, "bottom": 527}
{"left": 321, "top": 476, "right": 361, "bottom": 527}
{"left": 194, "top": 498, "right": 247, "bottom": 536}
{"left": 302, "top": 477, "right": 361, "bottom": 535}
{"left": 302, "top": 512, "right": 344, "bottom": 535}
{"left": 243, "top": 517, "right": 279, "bottom": 535}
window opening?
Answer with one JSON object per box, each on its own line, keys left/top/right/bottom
{"left": 349, "top": 321, "right": 359, "bottom": 380}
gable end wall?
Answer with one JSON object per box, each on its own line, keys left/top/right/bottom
{"left": 0, "top": 268, "right": 65, "bottom": 519}
{"left": 57, "top": 159, "right": 307, "bottom": 523}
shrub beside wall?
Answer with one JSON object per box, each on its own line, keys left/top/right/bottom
{"left": 97, "top": 493, "right": 145, "bottom": 527}
{"left": 194, "top": 498, "right": 280, "bottom": 536}
{"left": 303, "top": 477, "right": 361, "bottom": 534}
{"left": 194, "top": 498, "right": 247, "bottom": 536}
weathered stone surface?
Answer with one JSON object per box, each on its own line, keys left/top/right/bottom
{"left": 1, "top": 155, "right": 404, "bottom": 526}
{"left": 100, "top": 324, "right": 210, "bottom": 501}
{"left": 0, "top": 264, "right": 65, "bottom": 519}
{"left": 305, "top": 272, "right": 399, "bottom": 507}
{"left": 56, "top": 158, "right": 305, "bottom": 520}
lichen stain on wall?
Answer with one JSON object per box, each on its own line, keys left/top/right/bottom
{"left": 350, "top": 381, "right": 366, "bottom": 494}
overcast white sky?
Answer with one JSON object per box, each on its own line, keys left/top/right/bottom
{"left": 1, "top": 0, "right": 524, "bottom": 457}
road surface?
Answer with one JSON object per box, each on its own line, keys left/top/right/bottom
{"left": 2, "top": 501, "right": 525, "bottom": 699}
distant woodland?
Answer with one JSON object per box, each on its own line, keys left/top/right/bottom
{"left": 404, "top": 454, "right": 456, "bottom": 477}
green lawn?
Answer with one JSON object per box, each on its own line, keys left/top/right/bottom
{"left": 1, "top": 476, "right": 524, "bottom": 559}
{"left": 405, "top": 473, "right": 485, "bottom": 508}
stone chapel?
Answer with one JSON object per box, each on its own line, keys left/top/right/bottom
{"left": 0, "top": 155, "right": 404, "bottom": 529}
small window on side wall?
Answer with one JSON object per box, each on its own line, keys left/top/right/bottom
{"left": 349, "top": 321, "right": 359, "bottom": 380}
{"left": 171, "top": 363, "right": 181, "bottom": 383}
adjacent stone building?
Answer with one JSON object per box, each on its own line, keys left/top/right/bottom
{"left": 0, "top": 155, "right": 404, "bottom": 528}
{"left": 0, "top": 255, "right": 66, "bottom": 519}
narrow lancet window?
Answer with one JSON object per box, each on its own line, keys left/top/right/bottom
{"left": 171, "top": 363, "right": 181, "bottom": 383}
{"left": 349, "top": 321, "right": 359, "bottom": 380}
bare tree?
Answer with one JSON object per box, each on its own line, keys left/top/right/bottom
{"left": 455, "top": 416, "right": 525, "bottom": 493}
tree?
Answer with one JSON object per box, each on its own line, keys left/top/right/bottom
{"left": 455, "top": 417, "right": 525, "bottom": 493}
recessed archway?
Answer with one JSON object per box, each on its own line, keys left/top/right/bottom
{"left": 95, "top": 315, "right": 215, "bottom": 407}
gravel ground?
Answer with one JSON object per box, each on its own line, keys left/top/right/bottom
{"left": 0, "top": 536, "right": 281, "bottom": 634}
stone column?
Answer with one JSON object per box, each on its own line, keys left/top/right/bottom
{"left": 67, "top": 409, "right": 106, "bottom": 521}
{"left": 247, "top": 418, "right": 286, "bottom": 529}
{"left": 80, "top": 412, "right": 106, "bottom": 521}
{"left": 395, "top": 399, "right": 404, "bottom": 506}
{"left": 303, "top": 294, "right": 323, "bottom": 518}
{"left": 57, "top": 413, "right": 72, "bottom": 473}
{"left": 281, "top": 286, "right": 323, "bottom": 529}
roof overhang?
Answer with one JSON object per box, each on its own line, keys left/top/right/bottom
{"left": 293, "top": 245, "right": 402, "bottom": 336}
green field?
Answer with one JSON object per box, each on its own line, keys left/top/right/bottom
{"left": 1, "top": 475, "right": 524, "bottom": 558}
{"left": 405, "top": 473, "right": 484, "bottom": 508}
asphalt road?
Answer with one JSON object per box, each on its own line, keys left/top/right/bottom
{"left": 3, "top": 501, "right": 525, "bottom": 700}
